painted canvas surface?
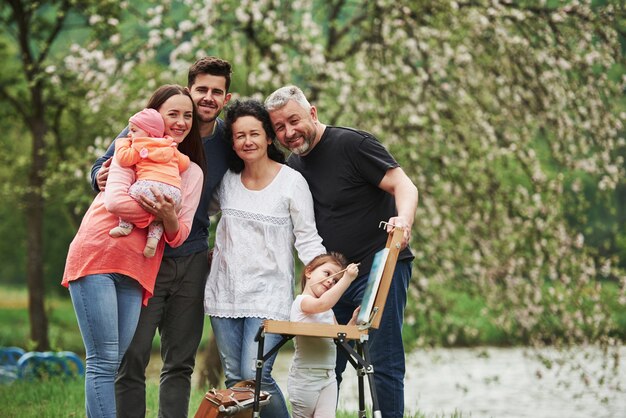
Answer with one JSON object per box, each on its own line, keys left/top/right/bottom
{"left": 356, "top": 248, "right": 390, "bottom": 326}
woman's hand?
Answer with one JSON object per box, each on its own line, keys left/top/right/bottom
{"left": 137, "top": 187, "right": 179, "bottom": 236}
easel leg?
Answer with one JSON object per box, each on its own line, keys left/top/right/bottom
{"left": 337, "top": 336, "right": 382, "bottom": 418}
{"left": 356, "top": 342, "right": 367, "bottom": 417}
{"left": 253, "top": 325, "right": 265, "bottom": 418}
{"left": 253, "top": 326, "right": 293, "bottom": 417}
{"left": 362, "top": 341, "right": 381, "bottom": 418}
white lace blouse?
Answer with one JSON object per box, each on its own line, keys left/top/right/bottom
{"left": 204, "top": 165, "right": 326, "bottom": 320}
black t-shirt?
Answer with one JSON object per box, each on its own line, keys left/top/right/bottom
{"left": 287, "top": 126, "right": 414, "bottom": 275}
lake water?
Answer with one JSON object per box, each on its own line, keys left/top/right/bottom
{"left": 270, "top": 346, "right": 626, "bottom": 418}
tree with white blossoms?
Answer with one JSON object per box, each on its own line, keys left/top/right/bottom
{"left": 2, "top": 0, "right": 624, "bottom": 394}
{"left": 0, "top": 0, "right": 143, "bottom": 350}
{"left": 121, "top": 0, "right": 626, "bottom": 390}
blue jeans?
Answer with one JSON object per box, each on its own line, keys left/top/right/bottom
{"left": 69, "top": 273, "right": 143, "bottom": 418}
{"left": 210, "top": 316, "right": 290, "bottom": 418}
{"left": 333, "top": 259, "right": 412, "bottom": 418}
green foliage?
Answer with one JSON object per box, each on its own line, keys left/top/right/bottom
{"left": 2, "top": 283, "right": 624, "bottom": 356}
{"left": 0, "top": 304, "right": 29, "bottom": 349}
{"left": 601, "top": 280, "right": 626, "bottom": 336}
{"left": 0, "top": 0, "right": 624, "bottom": 380}
{"left": 0, "top": 287, "right": 83, "bottom": 353}
{"left": 565, "top": 173, "right": 626, "bottom": 271}
{"left": 0, "top": 206, "right": 26, "bottom": 284}
{"left": 404, "top": 279, "right": 626, "bottom": 350}
{"left": 0, "top": 0, "right": 172, "bottom": 290}
{"left": 404, "top": 280, "right": 512, "bottom": 349}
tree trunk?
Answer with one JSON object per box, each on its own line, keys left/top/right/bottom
{"left": 26, "top": 92, "right": 49, "bottom": 351}
{"left": 197, "top": 332, "right": 222, "bottom": 389}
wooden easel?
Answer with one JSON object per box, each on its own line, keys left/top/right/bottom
{"left": 252, "top": 224, "right": 405, "bottom": 418}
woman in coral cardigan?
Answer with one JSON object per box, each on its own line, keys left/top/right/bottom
{"left": 109, "top": 107, "right": 191, "bottom": 257}
{"left": 62, "top": 85, "right": 205, "bottom": 418}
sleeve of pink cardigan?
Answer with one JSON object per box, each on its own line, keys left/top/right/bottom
{"left": 103, "top": 158, "right": 154, "bottom": 229}
{"left": 163, "top": 162, "right": 203, "bottom": 247}
{"left": 176, "top": 149, "right": 191, "bottom": 173}
{"left": 114, "top": 138, "right": 141, "bottom": 167}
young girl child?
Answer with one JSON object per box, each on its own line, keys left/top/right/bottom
{"left": 288, "top": 252, "right": 360, "bottom": 418}
{"left": 109, "top": 108, "right": 190, "bottom": 257}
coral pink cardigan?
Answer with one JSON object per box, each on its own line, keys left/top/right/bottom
{"left": 115, "top": 136, "right": 191, "bottom": 189}
{"left": 62, "top": 158, "right": 203, "bottom": 304}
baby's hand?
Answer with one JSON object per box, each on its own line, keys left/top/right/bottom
{"left": 344, "top": 263, "right": 359, "bottom": 281}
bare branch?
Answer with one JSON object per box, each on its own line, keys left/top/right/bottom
{"left": 8, "top": 0, "right": 35, "bottom": 77}
{"left": 37, "top": 0, "right": 71, "bottom": 67}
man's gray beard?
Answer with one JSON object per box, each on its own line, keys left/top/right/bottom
{"left": 291, "top": 141, "right": 311, "bottom": 155}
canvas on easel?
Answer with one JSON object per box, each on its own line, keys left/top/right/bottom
{"left": 356, "top": 247, "right": 390, "bottom": 327}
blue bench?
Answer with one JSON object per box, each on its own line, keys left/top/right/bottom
{"left": 0, "top": 347, "right": 84, "bottom": 383}
{"left": 0, "top": 347, "right": 24, "bottom": 383}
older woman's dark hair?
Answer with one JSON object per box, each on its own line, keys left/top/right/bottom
{"left": 224, "top": 99, "right": 285, "bottom": 173}
{"left": 146, "top": 84, "right": 206, "bottom": 175}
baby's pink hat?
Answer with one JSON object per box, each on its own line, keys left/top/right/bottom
{"left": 129, "top": 108, "right": 165, "bottom": 138}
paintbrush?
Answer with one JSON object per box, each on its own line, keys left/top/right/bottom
{"left": 308, "top": 262, "right": 361, "bottom": 286}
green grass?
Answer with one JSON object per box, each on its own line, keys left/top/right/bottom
{"left": 0, "top": 377, "right": 207, "bottom": 418}
{"left": 0, "top": 377, "right": 464, "bottom": 417}
{"left": 0, "top": 376, "right": 85, "bottom": 418}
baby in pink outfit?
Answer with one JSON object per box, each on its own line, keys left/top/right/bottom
{"left": 110, "top": 108, "right": 190, "bottom": 257}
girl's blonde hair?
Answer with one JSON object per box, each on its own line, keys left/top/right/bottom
{"left": 301, "top": 252, "right": 348, "bottom": 292}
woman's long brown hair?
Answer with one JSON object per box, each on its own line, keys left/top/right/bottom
{"left": 146, "top": 84, "right": 206, "bottom": 176}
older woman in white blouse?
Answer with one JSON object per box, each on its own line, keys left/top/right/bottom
{"left": 204, "top": 99, "right": 325, "bottom": 418}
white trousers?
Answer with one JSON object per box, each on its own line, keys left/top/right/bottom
{"left": 288, "top": 366, "right": 337, "bottom": 418}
